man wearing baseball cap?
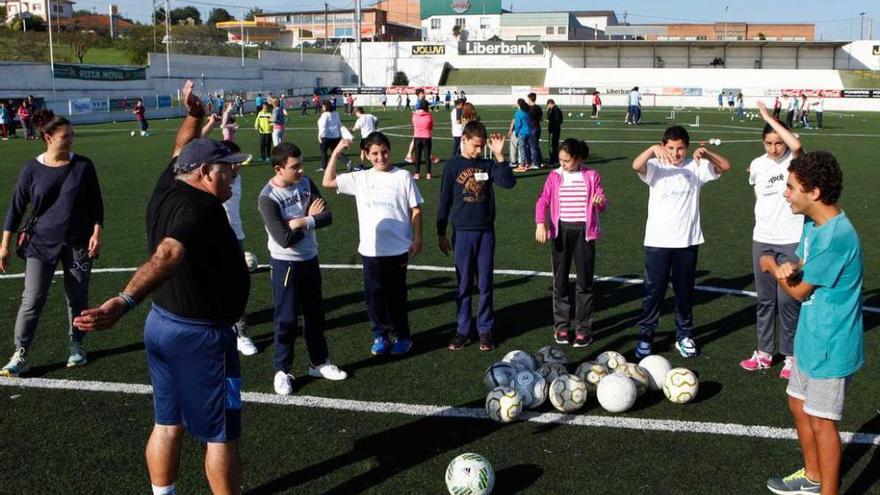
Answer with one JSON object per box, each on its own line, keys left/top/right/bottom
{"left": 75, "top": 135, "right": 252, "bottom": 494}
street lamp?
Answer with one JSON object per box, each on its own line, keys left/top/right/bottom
{"left": 860, "top": 12, "right": 866, "bottom": 40}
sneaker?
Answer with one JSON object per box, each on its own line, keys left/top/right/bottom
{"left": 780, "top": 356, "right": 794, "bottom": 380}
{"left": 740, "top": 350, "right": 772, "bottom": 371}
{"left": 675, "top": 337, "right": 699, "bottom": 358}
{"left": 273, "top": 371, "right": 293, "bottom": 395}
{"left": 448, "top": 333, "right": 470, "bottom": 351}
{"left": 371, "top": 336, "right": 390, "bottom": 356}
{"left": 308, "top": 361, "right": 348, "bottom": 380}
{"left": 391, "top": 337, "right": 413, "bottom": 355}
{"left": 572, "top": 332, "right": 594, "bottom": 349}
{"left": 766, "top": 468, "right": 820, "bottom": 494}
{"left": 528, "top": 164, "right": 540, "bottom": 170}
{"left": 234, "top": 320, "right": 259, "bottom": 356}
{"left": 478, "top": 333, "right": 496, "bottom": 352}
{"left": 426, "top": 173, "right": 432, "bottom": 180}
{"left": 0, "top": 348, "right": 30, "bottom": 377}
{"left": 404, "top": 155, "right": 414, "bottom": 163}
{"left": 67, "top": 340, "right": 87, "bottom": 368}
{"left": 634, "top": 341, "right": 652, "bottom": 359}
{"left": 554, "top": 329, "right": 572, "bottom": 345}
{"left": 315, "top": 167, "right": 325, "bottom": 172}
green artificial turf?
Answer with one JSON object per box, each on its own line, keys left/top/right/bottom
{"left": 0, "top": 105, "right": 877, "bottom": 493}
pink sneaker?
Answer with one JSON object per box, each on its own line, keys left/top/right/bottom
{"left": 779, "top": 356, "right": 794, "bottom": 379}
{"left": 739, "top": 350, "right": 772, "bottom": 371}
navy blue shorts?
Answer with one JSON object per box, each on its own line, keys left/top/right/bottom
{"left": 145, "top": 304, "right": 242, "bottom": 443}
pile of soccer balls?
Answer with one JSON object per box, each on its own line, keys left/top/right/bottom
{"left": 483, "top": 347, "right": 699, "bottom": 423}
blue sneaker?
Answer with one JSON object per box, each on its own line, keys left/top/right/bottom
{"left": 634, "top": 341, "right": 652, "bottom": 359}
{"left": 675, "top": 337, "right": 699, "bottom": 358}
{"left": 390, "top": 338, "right": 412, "bottom": 355}
{"left": 67, "top": 340, "right": 88, "bottom": 368}
{"left": 371, "top": 336, "right": 390, "bottom": 356}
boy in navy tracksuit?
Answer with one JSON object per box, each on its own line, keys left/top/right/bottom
{"left": 437, "top": 121, "right": 516, "bottom": 351}
{"left": 258, "top": 143, "right": 348, "bottom": 395}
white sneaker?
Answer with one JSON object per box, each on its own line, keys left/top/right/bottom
{"left": 0, "top": 348, "right": 30, "bottom": 377}
{"left": 237, "top": 335, "right": 258, "bottom": 356}
{"left": 308, "top": 361, "right": 348, "bottom": 381}
{"left": 273, "top": 371, "right": 293, "bottom": 395}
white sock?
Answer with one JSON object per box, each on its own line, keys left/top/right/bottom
{"left": 151, "top": 483, "right": 176, "bottom": 495}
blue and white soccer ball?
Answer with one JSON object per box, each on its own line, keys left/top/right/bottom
{"left": 502, "top": 350, "right": 537, "bottom": 371}
{"left": 534, "top": 345, "right": 567, "bottom": 366}
{"left": 483, "top": 362, "right": 517, "bottom": 392}
{"left": 445, "top": 452, "right": 495, "bottom": 495}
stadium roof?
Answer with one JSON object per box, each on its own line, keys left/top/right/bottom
{"left": 543, "top": 40, "right": 849, "bottom": 48}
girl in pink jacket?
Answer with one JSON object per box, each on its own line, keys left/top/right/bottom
{"left": 535, "top": 139, "right": 606, "bottom": 348}
{"left": 411, "top": 101, "right": 435, "bottom": 179}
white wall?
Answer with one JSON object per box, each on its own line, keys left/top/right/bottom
{"left": 422, "top": 14, "right": 501, "bottom": 42}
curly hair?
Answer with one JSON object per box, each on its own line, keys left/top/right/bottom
{"left": 32, "top": 108, "right": 70, "bottom": 138}
{"left": 788, "top": 151, "right": 843, "bottom": 205}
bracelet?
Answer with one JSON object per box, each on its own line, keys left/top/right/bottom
{"left": 117, "top": 292, "right": 137, "bottom": 312}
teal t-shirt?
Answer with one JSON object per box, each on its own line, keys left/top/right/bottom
{"left": 794, "top": 211, "right": 864, "bottom": 379}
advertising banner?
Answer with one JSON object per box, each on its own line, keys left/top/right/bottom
{"left": 682, "top": 87, "right": 703, "bottom": 96}
{"left": 781, "top": 89, "right": 843, "bottom": 98}
{"left": 109, "top": 97, "right": 140, "bottom": 111}
{"left": 54, "top": 64, "right": 146, "bottom": 81}
{"left": 549, "top": 87, "right": 596, "bottom": 96}
{"left": 458, "top": 41, "right": 544, "bottom": 56}
{"left": 339, "top": 86, "right": 387, "bottom": 95}
{"left": 411, "top": 45, "right": 446, "bottom": 56}
{"left": 157, "top": 96, "right": 173, "bottom": 108}
{"left": 385, "top": 86, "right": 439, "bottom": 95}
{"left": 69, "top": 98, "right": 92, "bottom": 115}
{"left": 90, "top": 99, "right": 109, "bottom": 112}
{"left": 842, "top": 89, "right": 879, "bottom": 98}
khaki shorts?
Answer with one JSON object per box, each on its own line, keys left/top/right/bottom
{"left": 786, "top": 360, "right": 852, "bottom": 421}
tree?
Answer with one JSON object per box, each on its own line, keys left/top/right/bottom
{"left": 170, "top": 6, "right": 201, "bottom": 25}
{"left": 244, "top": 7, "right": 263, "bottom": 21}
{"left": 0, "top": 6, "right": 7, "bottom": 20}
{"left": 64, "top": 32, "right": 97, "bottom": 63}
{"left": 9, "top": 14, "right": 46, "bottom": 32}
{"left": 154, "top": 7, "right": 167, "bottom": 24}
{"left": 392, "top": 71, "right": 409, "bottom": 86}
{"left": 73, "top": 9, "right": 93, "bottom": 17}
{"left": 207, "top": 8, "right": 234, "bottom": 25}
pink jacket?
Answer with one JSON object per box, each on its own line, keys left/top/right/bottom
{"left": 412, "top": 109, "right": 434, "bottom": 138}
{"left": 535, "top": 167, "right": 607, "bottom": 241}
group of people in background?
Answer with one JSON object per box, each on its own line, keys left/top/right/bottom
{"left": 0, "top": 96, "right": 38, "bottom": 141}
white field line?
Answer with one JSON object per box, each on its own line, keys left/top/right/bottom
{"left": 1, "top": 376, "right": 877, "bottom": 445}
{"left": 1, "top": 263, "right": 878, "bottom": 314}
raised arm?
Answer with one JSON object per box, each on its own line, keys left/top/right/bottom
{"left": 322, "top": 139, "right": 351, "bottom": 189}
{"left": 693, "top": 147, "right": 732, "bottom": 175}
{"left": 172, "top": 80, "right": 205, "bottom": 158}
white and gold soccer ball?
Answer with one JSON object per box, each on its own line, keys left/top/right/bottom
{"left": 502, "top": 350, "right": 537, "bottom": 371}
{"left": 483, "top": 362, "right": 517, "bottom": 392}
{"left": 663, "top": 368, "right": 699, "bottom": 404}
{"left": 485, "top": 386, "right": 522, "bottom": 423}
{"left": 533, "top": 345, "right": 568, "bottom": 367}
{"left": 596, "top": 372, "right": 637, "bottom": 413}
{"left": 616, "top": 363, "right": 649, "bottom": 397}
{"left": 574, "top": 361, "right": 607, "bottom": 392}
{"left": 244, "top": 251, "right": 259, "bottom": 272}
{"left": 445, "top": 452, "right": 495, "bottom": 495}
{"left": 596, "top": 351, "right": 627, "bottom": 373}
{"left": 638, "top": 355, "right": 672, "bottom": 392}
{"left": 549, "top": 373, "right": 587, "bottom": 413}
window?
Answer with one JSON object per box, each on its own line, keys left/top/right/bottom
{"left": 546, "top": 26, "right": 554, "bottom": 34}
{"left": 431, "top": 18, "right": 441, "bottom": 30}
{"left": 558, "top": 26, "right": 566, "bottom": 35}
{"left": 696, "top": 35, "right": 707, "bottom": 40}
{"left": 480, "top": 17, "right": 489, "bottom": 29}
{"left": 455, "top": 17, "right": 465, "bottom": 27}
{"left": 32, "top": 3, "right": 42, "bottom": 11}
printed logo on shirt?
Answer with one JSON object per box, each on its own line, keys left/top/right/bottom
{"left": 456, "top": 167, "right": 486, "bottom": 203}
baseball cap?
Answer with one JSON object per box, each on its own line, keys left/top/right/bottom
{"left": 175, "top": 138, "right": 251, "bottom": 173}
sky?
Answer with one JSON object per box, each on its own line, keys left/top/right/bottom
{"left": 75, "top": 0, "right": 876, "bottom": 41}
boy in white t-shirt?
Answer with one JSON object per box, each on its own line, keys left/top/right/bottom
{"left": 739, "top": 101, "right": 804, "bottom": 378}
{"left": 450, "top": 99, "right": 464, "bottom": 158}
{"left": 352, "top": 106, "right": 379, "bottom": 167}
{"left": 632, "top": 126, "right": 731, "bottom": 359}
{"left": 322, "top": 132, "right": 424, "bottom": 356}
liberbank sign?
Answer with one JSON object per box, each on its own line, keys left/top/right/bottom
{"left": 457, "top": 41, "right": 544, "bottom": 56}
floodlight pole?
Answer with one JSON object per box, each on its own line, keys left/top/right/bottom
{"left": 47, "top": 0, "right": 56, "bottom": 97}
{"left": 355, "top": 0, "right": 362, "bottom": 88}
{"left": 240, "top": 8, "right": 245, "bottom": 67}
{"left": 859, "top": 12, "right": 866, "bottom": 40}
{"left": 164, "top": 0, "right": 171, "bottom": 79}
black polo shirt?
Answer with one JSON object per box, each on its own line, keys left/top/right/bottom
{"left": 145, "top": 160, "right": 249, "bottom": 323}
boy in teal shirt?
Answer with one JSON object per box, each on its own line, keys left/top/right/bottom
{"left": 760, "top": 151, "right": 863, "bottom": 495}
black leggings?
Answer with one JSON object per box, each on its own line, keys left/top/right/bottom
{"left": 260, "top": 133, "right": 272, "bottom": 159}
{"left": 320, "top": 137, "right": 341, "bottom": 169}
{"left": 414, "top": 137, "right": 433, "bottom": 175}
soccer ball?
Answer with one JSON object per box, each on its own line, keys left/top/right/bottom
{"left": 483, "top": 362, "right": 517, "bottom": 392}
{"left": 445, "top": 452, "right": 495, "bottom": 495}
{"left": 639, "top": 355, "right": 672, "bottom": 391}
{"left": 130, "top": 131, "right": 136, "bottom": 137}
{"left": 534, "top": 345, "right": 567, "bottom": 366}
{"left": 664, "top": 368, "right": 699, "bottom": 404}
{"left": 596, "top": 373, "right": 637, "bottom": 413}
{"left": 549, "top": 373, "right": 587, "bottom": 413}
{"left": 485, "top": 386, "right": 522, "bottom": 423}
{"left": 536, "top": 362, "right": 568, "bottom": 383}
{"left": 574, "top": 361, "right": 607, "bottom": 392}
{"left": 596, "top": 351, "right": 627, "bottom": 373}
{"left": 578, "top": 112, "right": 584, "bottom": 117}
{"left": 502, "top": 350, "right": 537, "bottom": 371}
{"left": 511, "top": 370, "right": 547, "bottom": 409}
{"left": 244, "top": 251, "right": 259, "bottom": 272}
{"left": 616, "top": 363, "right": 649, "bottom": 397}
{"left": 567, "top": 112, "right": 572, "bottom": 117}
